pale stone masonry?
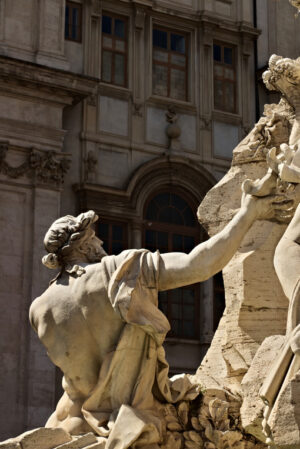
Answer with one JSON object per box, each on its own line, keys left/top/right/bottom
{"left": 0, "top": 0, "right": 300, "bottom": 440}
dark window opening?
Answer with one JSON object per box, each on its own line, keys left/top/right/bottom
{"left": 152, "top": 27, "right": 188, "bottom": 101}
{"left": 101, "top": 13, "right": 128, "bottom": 87}
{"left": 65, "top": 1, "right": 82, "bottom": 42}
{"left": 213, "top": 42, "right": 237, "bottom": 113}
{"left": 144, "top": 191, "right": 205, "bottom": 339}
{"left": 98, "top": 220, "right": 128, "bottom": 255}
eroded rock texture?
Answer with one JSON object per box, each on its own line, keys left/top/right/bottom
{"left": 193, "top": 100, "right": 295, "bottom": 447}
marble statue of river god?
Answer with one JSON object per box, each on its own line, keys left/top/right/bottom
{"left": 29, "top": 193, "right": 293, "bottom": 449}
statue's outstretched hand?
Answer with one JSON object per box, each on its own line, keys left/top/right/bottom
{"left": 241, "top": 192, "right": 294, "bottom": 223}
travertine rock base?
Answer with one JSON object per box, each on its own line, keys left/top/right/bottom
{"left": 241, "top": 335, "right": 285, "bottom": 441}
{"left": 0, "top": 429, "right": 105, "bottom": 449}
{"left": 268, "top": 371, "right": 300, "bottom": 449}
{"left": 193, "top": 101, "right": 294, "bottom": 447}
{"left": 195, "top": 160, "right": 288, "bottom": 393}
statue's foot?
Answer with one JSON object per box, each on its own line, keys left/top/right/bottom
{"left": 46, "top": 392, "right": 93, "bottom": 435}
{"left": 46, "top": 414, "right": 92, "bottom": 435}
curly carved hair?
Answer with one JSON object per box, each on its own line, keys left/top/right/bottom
{"left": 42, "top": 210, "right": 99, "bottom": 271}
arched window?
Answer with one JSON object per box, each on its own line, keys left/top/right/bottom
{"left": 144, "top": 191, "right": 206, "bottom": 339}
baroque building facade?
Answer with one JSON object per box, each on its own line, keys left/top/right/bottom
{"left": 0, "top": 0, "right": 300, "bottom": 440}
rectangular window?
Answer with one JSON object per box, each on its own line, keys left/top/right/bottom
{"left": 101, "top": 14, "right": 128, "bottom": 87}
{"left": 65, "top": 1, "right": 82, "bottom": 42}
{"left": 213, "top": 42, "right": 237, "bottom": 113}
{"left": 98, "top": 220, "right": 128, "bottom": 255}
{"left": 152, "top": 27, "right": 188, "bottom": 101}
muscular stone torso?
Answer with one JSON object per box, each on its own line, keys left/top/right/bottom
{"left": 30, "top": 256, "right": 126, "bottom": 397}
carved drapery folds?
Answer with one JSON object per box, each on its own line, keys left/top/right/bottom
{"left": 0, "top": 144, "right": 71, "bottom": 186}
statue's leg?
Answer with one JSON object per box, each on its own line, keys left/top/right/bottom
{"left": 274, "top": 203, "right": 300, "bottom": 302}
{"left": 46, "top": 377, "right": 93, "bottom": 435}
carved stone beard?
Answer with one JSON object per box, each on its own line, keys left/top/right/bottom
{"left": 85, "top": 243, "right": 108, "bottom": 263}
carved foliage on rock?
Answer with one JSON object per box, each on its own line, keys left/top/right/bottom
{"left": 161, "top": 391, "right": 265, "bottom": 449}
{"left": 0, "top": 144, "right": 71, "bottom": 186}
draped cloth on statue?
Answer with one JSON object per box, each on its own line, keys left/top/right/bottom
{"left": 58, "top": 250, "right": 198, "bottom": 448}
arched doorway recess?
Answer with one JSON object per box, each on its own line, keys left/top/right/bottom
{"left": 143, "top": 189, "right": 206, "bottom": 339}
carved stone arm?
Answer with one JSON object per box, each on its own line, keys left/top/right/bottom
{"left": 158, "top": 194, "right": 292, "bottom": 291}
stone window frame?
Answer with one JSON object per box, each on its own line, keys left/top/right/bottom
{"left": 213, "top": 41, "right": 237, "bottom": 114}
{"left": 65, "top": 1, "right": 82, "bottom": 43}
{"left": 151, "top": 25, "right": 189, "bottom": 102}
{"left": 101, "top": 12, "right": 129, "bottom": 88}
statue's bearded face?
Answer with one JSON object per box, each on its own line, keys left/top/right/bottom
{"left": 80, "top": 229, "right": 107, "bottom": 263}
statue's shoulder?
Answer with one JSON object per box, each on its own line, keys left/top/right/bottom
{"left": 29, "top": 281, "right": 61, "bottom": 327}
{"left": 29, "top": 290, "right": 49, "bottom": 332}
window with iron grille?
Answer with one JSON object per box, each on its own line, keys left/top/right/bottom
{"left": 152, "top": 27, "right": 188, "bottom": 101}
{"left": 65, "top": 1, "right": 82, "bottom": 42}
{"left": 144, "top": 191, "right": 204, "bottom": 339}
{"left": 213, "top": 42, "right": 237, "bottom": 113}
{"left": 101, "top": 14, "right": 128, "bottom": 87}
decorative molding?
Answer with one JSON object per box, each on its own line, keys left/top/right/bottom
{"left": 91, "top": 0, "right": 101, "bottom": 15}
{"left": 200, "top": 116, "right": 212, "bottom": 131}
{"left": 165, "top": 105, "right": 181, "bottom": 151}
{"left": 84, "top": 150, "right": 98, "bottom": 182}
{"left": 132, "top": 101, "right": 143, "bottom": 117}
{"left": 0, "top": 55, "right": 98, "bottom": 105}
{"left": 134, "top": 7, "right": 146, "bottom": 30}
{"left": 87, "top": 95, "right": 97, "bottom": 107}
{"left": 0, "top": 144, "right": 71, "bottom": 186}
{"left": 74, "top": 155, "right": 216, "bottom": 219}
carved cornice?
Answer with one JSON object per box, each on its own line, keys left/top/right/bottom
{"left": 74, "top": 155, "right": 216, "bottom": 218}
{"left": 0, "top": 144, "right": 71, "bottom": 186}
{"left": 0, "top": 55, "right": 99, "bottom": 105}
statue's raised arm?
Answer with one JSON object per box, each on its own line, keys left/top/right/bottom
{"left": 158, "top": 191, "right": 293, "bottom": 291}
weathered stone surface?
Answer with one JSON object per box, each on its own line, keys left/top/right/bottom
{"left": 56, "top": 434, "right": 97, "bottom": 449}
{"left": 0, "top": 442, "right": 21, "bottom": 449}
{"left": 16, "top": 428, "right": 71, "bottom": 449}
{"left": 268, "top": 371, "right": 300, "bottom": 448}
{"left": 195, "top": 160, "right": 289, "bottom": 393}
{"left": 84, "top": 441, "right": 106, "bottom": 449}
{"left": 241, "top": 335, "right": 285, "bottom": 441}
